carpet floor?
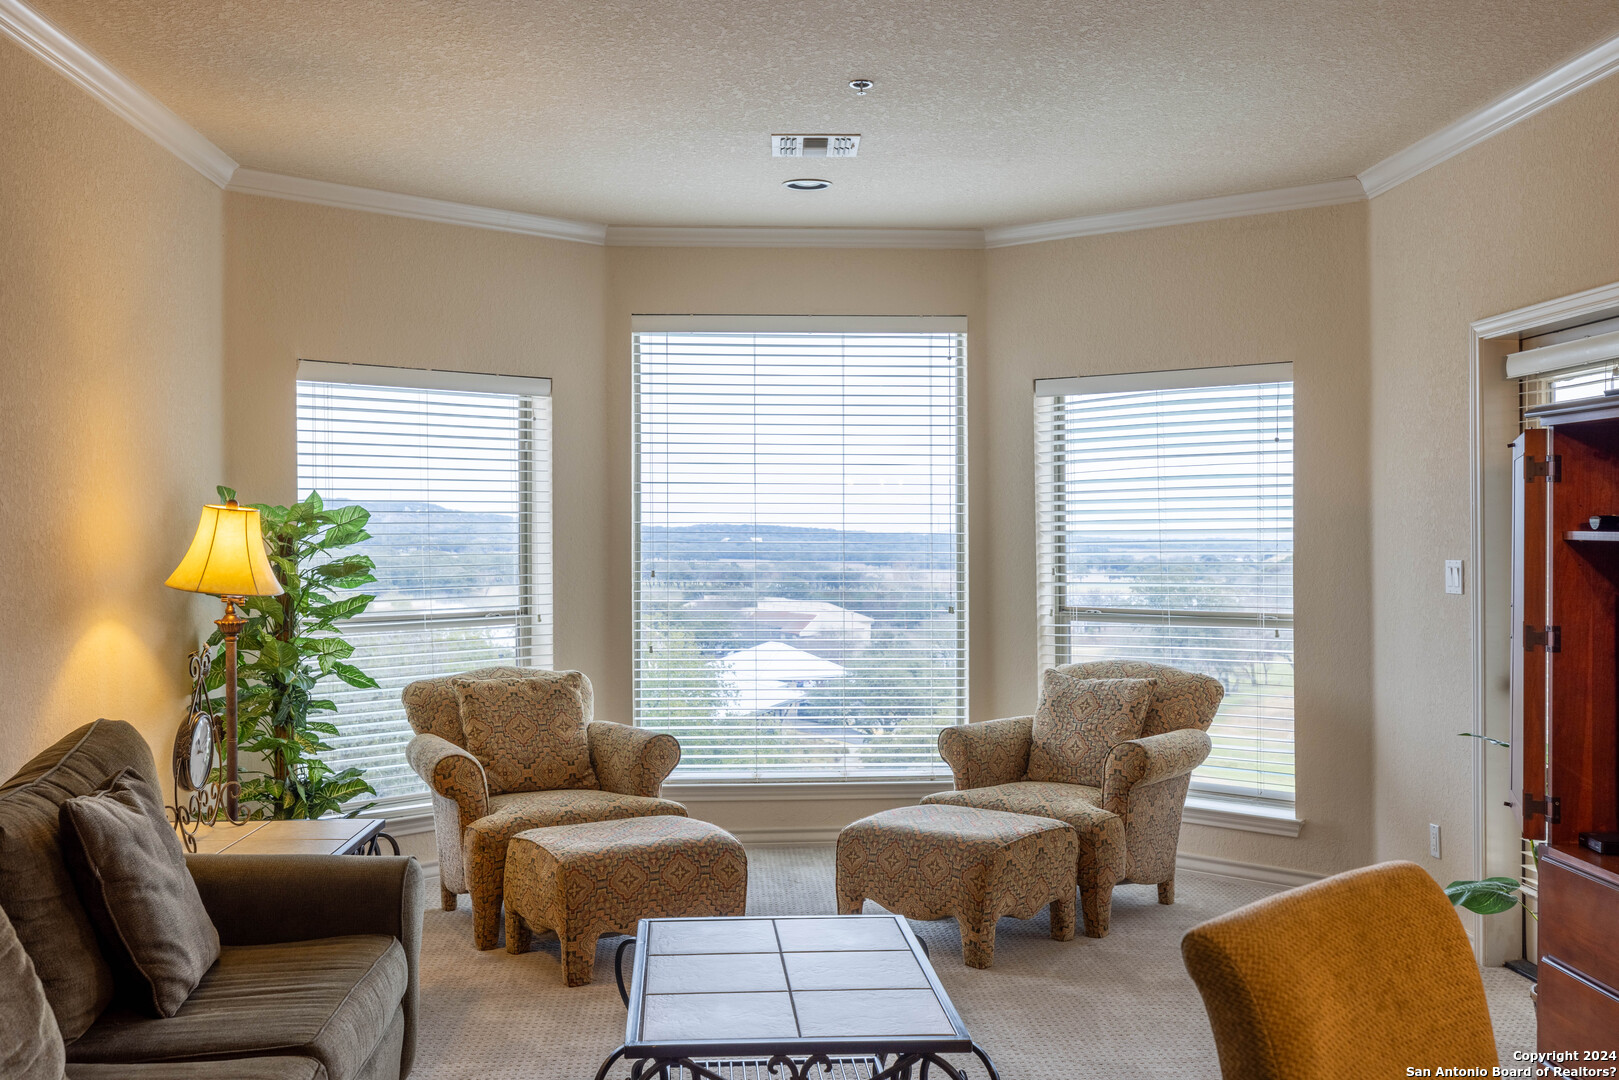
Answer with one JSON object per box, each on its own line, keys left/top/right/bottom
{"left": 413, "top": 846, "right": 1537, "bottom": 1079}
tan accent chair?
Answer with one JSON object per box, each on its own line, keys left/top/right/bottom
{"left": 1181, "top": 861, "right": 1498, "bottom": 1079}
{"left": 921, "top": 661, "right": 1221, "bottom": 937}
{"left": 403, "top": 667, "right": 685, "bottom": 950}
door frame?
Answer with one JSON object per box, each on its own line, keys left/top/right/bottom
{"left": 1468, "top": 279, "right": 1619, "bottom": 965}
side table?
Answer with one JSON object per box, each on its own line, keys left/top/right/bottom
{"left": 186, "top": 817, "right": 398, "bottom": 856}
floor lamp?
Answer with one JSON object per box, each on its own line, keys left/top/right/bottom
{"left": 165, "top": 499, "right": 284, "bottom": 821}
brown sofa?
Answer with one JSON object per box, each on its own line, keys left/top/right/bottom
{"left": 0, "top": 720, "right": 422, "bottom": 1080}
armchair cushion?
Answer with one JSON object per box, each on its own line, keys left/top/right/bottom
{"left": 1026, "top": 671, "right": 1156, "bottom": 787}
{"left": 1055, "top": 660, "right": 1224, "bottom": 736}
{"left": 587, "top": 721, "right": 681, "bottom": 798}
{"left": 59, "top": 769, "right": 220, "bottom": 1017}
{"left": 450, "top": 672, "right": 598, "bottom": 795}
{"left": 937, "top": 715, "right": 1033, "bottom": 791}
{"left": 402, "top": 666, "right": 597, "bottom": 743}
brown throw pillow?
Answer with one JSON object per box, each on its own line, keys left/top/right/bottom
{"left": 1026, "top": 671, "right": 1157, "bottom": 787}
{"left": 451, "top": 671, "right": 599, "bottom": 794}
{"left": 59, "top": 769, "right": 220, "bottom": 1018}
{"left": 0, "top": 902, "right": 65, "bottom": 1080}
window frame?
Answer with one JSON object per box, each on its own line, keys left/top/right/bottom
{"left": 629, "top": 315, "right": 969, "bottom": 783}
{"left": 294, "top": 360, "right": 553, "bottom": 814}
{"left": 1034, "top": 362, "right": 1296, "bottom": 806}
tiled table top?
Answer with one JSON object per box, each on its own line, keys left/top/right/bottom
{"left": 624, "top": 915, "right": 972, "bottom": 1057}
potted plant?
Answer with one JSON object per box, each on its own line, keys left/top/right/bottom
{"left": 1446, "top": 731, "right": 1537, "bottom": 919}
{"left": 207, "top": 485, "right": 382, "bottom": 819}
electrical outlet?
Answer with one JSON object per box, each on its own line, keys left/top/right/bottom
{"left": 1444, "top": 560, "right": 1464, "bottom": 595}
{"left": 1429, "top": 823, "right": 1442, "bottom": 859}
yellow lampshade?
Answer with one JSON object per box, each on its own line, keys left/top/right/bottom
{"left": 165, "top": 501, "right": 284, "bottom": 598}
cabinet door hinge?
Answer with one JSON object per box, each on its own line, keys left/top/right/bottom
{"left": 1523, "top": 624, "right": 1562, "bottom": 652}
{"left": 1524, "top": 793, "right": 1562, "bottom": 824}
{"left": 1524, "top": 454, "right": 1562, "bottom": 482}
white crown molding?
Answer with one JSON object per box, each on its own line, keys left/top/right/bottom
{"left": 10, "top": 0, "right": 1619, "bottom": 249}
{"left": 606, "top": 225, "right": 985, "bottom": 249}
{"left": 0, "top": 0, "right": 236, "bottom": 186}
{"left": 1360, "top": 31, "right": 1619, "bottom": 198}
{"left": 227, "top": 168, "right": 607, "bottom": 244}
{"left": 982, "top": 178, "right": 1367, "bottom": 248}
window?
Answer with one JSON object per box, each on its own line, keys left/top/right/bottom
{"left": 632, "top": 316, "right": 967, "bottom": 780}
{"left": 296, "top": 361, "right": 552, "bottom": 804}
{"left": 1520, "top": 359, "right": 1619, "bottom": 421}
{"left": 1034, "top": 364, "right": 1294, "bottom": 802}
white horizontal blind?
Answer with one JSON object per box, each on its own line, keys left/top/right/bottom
{"left": 1520, "top": 358, "right": 1617, "bottom": 423}
{"left": 297, "top": 373, "right": 552, "bottom": 804}
{"left": 633, "top": 325, "right": 966, "bottom": 779}
{"left": 1035, "top": 371, "right": 1294, "bottom": 801}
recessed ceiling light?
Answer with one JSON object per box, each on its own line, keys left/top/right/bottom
{"left": 783, "top": 179, "right": 832, "bottom": 191}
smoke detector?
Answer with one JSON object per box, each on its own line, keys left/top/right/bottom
{"left": 773, "top": 135, "right": 860, "bottom": 158}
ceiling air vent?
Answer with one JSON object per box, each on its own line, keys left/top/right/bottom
{"left": 773, "top": 135, "right": 860, "bottom": 158}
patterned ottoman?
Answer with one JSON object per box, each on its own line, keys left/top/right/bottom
{"left": 836, "top": 804, "right": 1078, "bottom": 969}
{"left": 504, "top": 816, "right": 747, "bottom": 986}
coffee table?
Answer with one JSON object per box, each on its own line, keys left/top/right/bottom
{"left": 595, "top": 914, "right": 1000, "bottom": 1080}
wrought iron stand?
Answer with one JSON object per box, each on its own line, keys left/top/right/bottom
{"left": 600, "top": 939, "right": 1001, "bottom": 1080}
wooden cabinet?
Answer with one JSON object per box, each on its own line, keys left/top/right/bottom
{"left": 1510, "top": 399, "right": 1619, "bottom": 1052}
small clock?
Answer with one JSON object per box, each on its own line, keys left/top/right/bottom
{"left": 173, "top": 711, "right": 216, "bottom": 792}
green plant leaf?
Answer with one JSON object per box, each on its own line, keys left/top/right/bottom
{"left": 331, "top": 661, "right": 380, "bottom": 689}
{"left": 1444, "top": 878, "right": 1521, "bottom": 915}
{"left": 297, "top": 635, "right": 355, "bottom": 660}
{"left": 313, "top": 554, "right": 376, "bottom": 577}
{"left": 319, "top": 504, "right": 370, "bottom": 528}
{"left": 216, "top": 484, "right": 238, "bottom": 503}
{"left": 309, "top": 595, "right": 373, "bottom": 621}
{"left": 321, "top": 523, "right": 369, "bottom": 549}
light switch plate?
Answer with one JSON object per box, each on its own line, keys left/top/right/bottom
{"left": 1430, "top": 823, "right": 1442, "bottom": 859}
{"left": 1444, "top": 560, "right": 1464, "bottom": 595}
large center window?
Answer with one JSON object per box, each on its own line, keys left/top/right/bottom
{"left": 632, "top": 316, "right": 967, "bottom": 780}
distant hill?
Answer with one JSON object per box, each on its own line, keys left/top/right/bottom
{"left": 641, "top": 523, "right": 958, "bottom": 570}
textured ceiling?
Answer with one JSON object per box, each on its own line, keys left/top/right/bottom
{"left": 27, "top": 0, "right": 1619, "bottom": 228}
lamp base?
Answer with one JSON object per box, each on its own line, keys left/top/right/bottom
{"left": 217, "top": 597, "right": 246, "bottom": 823}
{"left": 169, "top": 649, "right": 240, "bottom": 851}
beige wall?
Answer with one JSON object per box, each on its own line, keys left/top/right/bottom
{"left": 23, "top": 22, "right": 1619, "bottom": 887}
{"left": 0, "top": 40, "right": 224, "bottom": 779}
{"left": 1367, "top": 72, "right": 1619, "bottom": 887}
{"left": 985, "top": 204, "right": 1375, "bottom": 875}
{"left": 222, "top": 194, "right": 610, "bottom": 679}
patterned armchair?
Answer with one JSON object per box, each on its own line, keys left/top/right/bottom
{"left": 403, "top": 667, "right": 684, "bottom": 949}
{"left": 921, "top": 661, "right": 1222, "bottom": 937}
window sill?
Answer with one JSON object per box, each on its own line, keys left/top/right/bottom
{"left": 363, "top": 787, "right": 1300, "bottom": 838}
{"left": 354, "top": 799, "right": 435, "bottom": 836}
{"left": 1183, "top": 793, "right": 1302, "bottom": 837}
{"left": 661, "top": 778, "right": 953, "bottom": 803}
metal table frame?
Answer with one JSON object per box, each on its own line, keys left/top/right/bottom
{"left": 596, "top": 916, "right": 1001, "bottom": 1080}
